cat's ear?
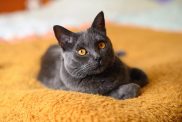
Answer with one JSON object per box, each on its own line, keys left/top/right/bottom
{"left": 53, "top": 25, "right": 75, "bottom": 50}
{"left": 91, "top": 11, "right": 106, "bottom": 34}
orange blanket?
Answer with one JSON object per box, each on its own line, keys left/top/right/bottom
{"left": 0, "top": 24, "right": 181, "bottom": 121}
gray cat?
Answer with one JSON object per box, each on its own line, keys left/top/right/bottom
{"left": 37, "top": 11, "right": 148, "bottom": 99}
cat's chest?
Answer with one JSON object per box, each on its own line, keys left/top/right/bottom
{"left": 61, "top": 67, "right": 124, "bottom": 94}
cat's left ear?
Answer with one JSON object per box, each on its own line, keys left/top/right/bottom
{"left": 91, "top": 11, "right": 106, "bottom": 34}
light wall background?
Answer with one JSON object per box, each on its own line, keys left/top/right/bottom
{"left": 0, "top": 0, "right": 182, "bottom": 41}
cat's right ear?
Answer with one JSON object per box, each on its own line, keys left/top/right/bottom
{"left": 53, "top": 25, "right": 75, "bottom": 50}
{"left": 91, "top": 11, "right": 106, "bottom": 34}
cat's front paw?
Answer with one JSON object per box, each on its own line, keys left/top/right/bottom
{"left": 109, "top": 83, "right": 140, "bottom": 100}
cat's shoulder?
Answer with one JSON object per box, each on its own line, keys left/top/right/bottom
{"left": 41, "top": 44, "right": 62, "bottom": 62}
{"left": 46, "top": 45, "right": 61, "bottom": 53}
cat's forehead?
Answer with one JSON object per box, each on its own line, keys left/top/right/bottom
{"left": 77, "top": 29, "right": 105, "bottom": 43}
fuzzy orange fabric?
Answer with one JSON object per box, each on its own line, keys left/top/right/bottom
{"left": 0, "top": 24, "right": 182, "bottom": 122}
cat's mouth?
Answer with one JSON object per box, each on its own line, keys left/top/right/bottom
{"left": 93, "top": 65, "right": 102, "bottom": 71}
{"left": 90, "top": 62, "right": 106, "bottom": 74}
{"left": 91, "top": 58, "right": 115, "bottom": 75}
{"left": 83, "top": 59, "right": 113, "bottom": 76}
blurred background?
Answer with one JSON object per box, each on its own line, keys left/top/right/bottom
{"left": 0, "top": 0, "right": 182, "bottom": 42}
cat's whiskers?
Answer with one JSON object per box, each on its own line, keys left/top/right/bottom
{"left": 70, "top": 66, "right": 87, "bottom": 78}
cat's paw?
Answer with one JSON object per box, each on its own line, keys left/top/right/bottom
{"left": 109, "top": 83, "right": 140, "bottom": 100}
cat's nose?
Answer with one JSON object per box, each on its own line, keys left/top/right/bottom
{"left": 95, "top": 56, "right": 102, "bottom": 63}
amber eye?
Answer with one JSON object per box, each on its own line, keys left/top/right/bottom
{"left": 78, "top": 48, "right": 87, "bottom": 56}
{"left": 98, "top": 42, "right": 106, "bottom": 49}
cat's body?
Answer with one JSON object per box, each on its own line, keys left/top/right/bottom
{"left": 38, "top": 12, "right": 148, "bottom": 99}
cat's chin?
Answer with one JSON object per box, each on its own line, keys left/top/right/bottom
{"left": 88, "top": 63, "right": 108, "bottom": 75}
{"left": 74, "top": 67, "right": 105, "bottom": 78}
{"left": 91, "top": 67, "right": 105, "bottom": 74}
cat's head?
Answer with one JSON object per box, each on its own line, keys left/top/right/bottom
{"left": 53, "top": 11, "right": 115, "bottom": 78}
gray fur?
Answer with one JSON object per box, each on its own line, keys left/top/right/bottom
{"left": 37, "top": 11, "right": 148, "bottom": 99}
{"left": 109, "top": 83, "right": 140, "bottom": 99}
